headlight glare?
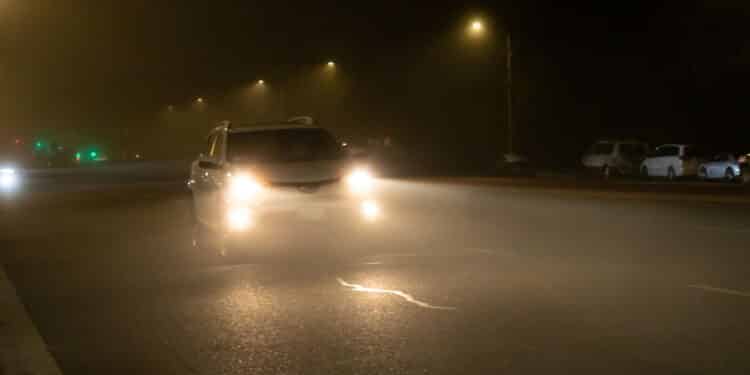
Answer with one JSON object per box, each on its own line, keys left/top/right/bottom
{"left": 227, "top": 206, "right": 252, "bottom": 231}
{"left": 227, "top": 174, "right": 263, "bottom": 203}
{"left": 346, "top": 168, "right": 374, "bottom": 194}
{"left": 0, "top": 168, "right": 18, "bottom": 190}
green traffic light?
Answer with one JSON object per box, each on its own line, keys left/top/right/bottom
{"left": 75, "top": 152, "right": 81, "bottom": 160}
{"left": 89, "top": 151, "right": 97, "bottom": 159}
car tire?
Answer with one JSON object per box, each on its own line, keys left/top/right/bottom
{"left": 699, "top": 167, "right": 708, "bottom": 181}
{"left": 602, "top": 165, "right": 611, "bottom": 180}
{"left": 667, "top": 167, "right": 676, "bottom": 181}
{"left": 725, "top": 168, "right": 736, "bottom": 183}
{"left": 191, "top": 220, "right": 231, "bottom": 261}
{"left": 641, "top": 166, "right": 649, "bottom": 180}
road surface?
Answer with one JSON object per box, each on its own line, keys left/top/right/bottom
{"left": 2, "top": 167, "right": 750, "bottom": 374}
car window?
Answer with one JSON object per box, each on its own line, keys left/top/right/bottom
{"left": 656, "top": 146, "right": 679, "bottom": 157}
{"left": 712, "top": 153, "right": 728, "bottom": 162}
{"left": 227, "top": 128, "right": 345, "bottom": 163}
{"left": 588, "top": 142, "right": 614, "bottom": 155}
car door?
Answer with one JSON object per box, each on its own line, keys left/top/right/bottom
{"left": 648, "top": 146, "right": 668, "bottom": 176}
{"left": 706, "top": 154, "right": 726, "bottom": 178}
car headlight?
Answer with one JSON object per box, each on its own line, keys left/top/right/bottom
{"left": 360, "top": 199, "right": 380, "bottom": 221}
{"left": 226, "top": 173, "right": 263, "bottom": 203}
{"left": 227, "top": 206, "right": 253, "bottom": 231}
{"left": 0, "top": 168, "right": 19, "bottom": 191}
{"left": 346, "top": 168, "right": 374, "bottom": 194}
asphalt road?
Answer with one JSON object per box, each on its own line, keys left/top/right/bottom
{"left": 2, "top": 170, "right": 750, "bottom": 374}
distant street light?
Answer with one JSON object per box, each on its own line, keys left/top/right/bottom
{"left": 196, "top": 97, "right": 204, "bottom": 103}
{"left": 257, "top": 79, "right": 265, "bottom": 85}
{"left": 327, "top": 61, "right": 336, "bottom": 68}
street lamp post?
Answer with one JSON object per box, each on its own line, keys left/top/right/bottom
{"left": 469, "top": 19, "right": 514, "bottom": 154}
{"left": 505, "top": 32, "right": 513, "bottom": 155}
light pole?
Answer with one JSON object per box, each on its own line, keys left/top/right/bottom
{"left": 469, "top": 19, "right": 514, "bottom": 154}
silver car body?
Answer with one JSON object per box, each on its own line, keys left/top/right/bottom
{"left": 581, "top": 139, "right": 648, "bottom": 175}
{"left": 640, "top": 144, "right": 701, "bottom": 178}
{"left": 698, "top": 153, "right": 742, "bottom": 180}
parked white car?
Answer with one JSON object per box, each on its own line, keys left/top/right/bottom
{"left": 581, "top": 139, "right": 648, "bottom": 178}
{"left": 698, "top": 153, "right": 744, "bottom": 182}
{"left": 640, "top": 144, "right": 701, "bottom": 180}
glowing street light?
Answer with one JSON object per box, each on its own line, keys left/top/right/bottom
{"left": 196, "top": 97, "right": 204, "bottom": 103}
{"left": 327, "top": 61, "right": 336, "bottom": 68}
{"left": 257, "top": 79, "right": 265, "bottom": 85}
{"left": 469, "top": 19, "right": 484, "bottom": 35}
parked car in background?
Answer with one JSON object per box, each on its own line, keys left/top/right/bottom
{"left": 581, "top": 139, "right": 648, "bottom": 178}
{"left": 698, "top": 152, "right": 745, "bottom": 182}
{"left": 497, "top": 153, "right": 536, "bottom": 177}
{"left": 640, "top": 144, "right": 701, "bottom": 180}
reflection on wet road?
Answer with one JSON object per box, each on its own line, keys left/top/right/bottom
{"left": 337, "top": 277, "right": 456, "bottom": 311}
{"left": 3, "top": 178, "right": 750, "bottom": 374}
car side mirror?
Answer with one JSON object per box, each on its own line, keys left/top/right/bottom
{"left": 198, "top": 160, "right": 221, "bottom": 170}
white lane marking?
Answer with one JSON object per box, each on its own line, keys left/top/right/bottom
{"left": 688, "top": 284, "right": 750, "bottom": 298}
{"left": 337, "top": 278, "right": 456, "bottom": 310}
{"left": 361, "top": 261, "right": 383, "bottom": 265}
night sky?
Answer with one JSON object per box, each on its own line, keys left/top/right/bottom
{"left": 1, "top": 1, "right": 748, "bottom": 164}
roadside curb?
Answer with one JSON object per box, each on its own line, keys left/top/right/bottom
{"left": 0, "top": 265, "right": 63, "bottom": 375}
{"left": 405, "top": 177, "right": 750, "bottom": 205}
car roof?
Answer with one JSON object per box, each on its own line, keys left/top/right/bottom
{"left": 207, "top": 120, "right": 325, "bottom": 136}
{"left": 593, "top": 139, "right": 645, "bottom": 144}
{"left": 228, "top": 124, "right": 324, "bottom": 134}
{"left": 656, "top": 143, "right": 690, "bottom": 148}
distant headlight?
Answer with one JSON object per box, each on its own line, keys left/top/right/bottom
{"left": 346, "top": 168, "right": 374, "bottom": 194}
{"left": 226, "top": 173, "right": 263, "bottom": 203}
{"left": 0, "top": 168, "right": 18, "bottom": 190}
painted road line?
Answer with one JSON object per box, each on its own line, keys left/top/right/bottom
{"left": 337, "top": 278, "right": 456, "bottom": 310}
{"left": 688, "top": 284, "right": 750, "bottom": 298}
{"left": 0, "top": 266, "right": 63, "bottom": 375}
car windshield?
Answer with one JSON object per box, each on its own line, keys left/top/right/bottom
{"left": 588, "top": 142, "right": 614, "bottom": 155}
{"left": 226, "top": 128, "right": 344, "bottom": 163}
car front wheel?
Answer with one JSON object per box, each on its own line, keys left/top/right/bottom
{"left": 698, "top": 167, "right": 708, "bottom": 181}
{"left": 725, "top": 168, "right": 736, "bottom": 183}
{"left": 641, "top": 166, "right": 649, "bottom": 179}
{"left": 667, "top": 167, "right": 676, "bottom": 181}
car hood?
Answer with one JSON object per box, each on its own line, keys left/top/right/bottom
{"left": 229, "top": 160, "right": 350, "bottom": 184}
